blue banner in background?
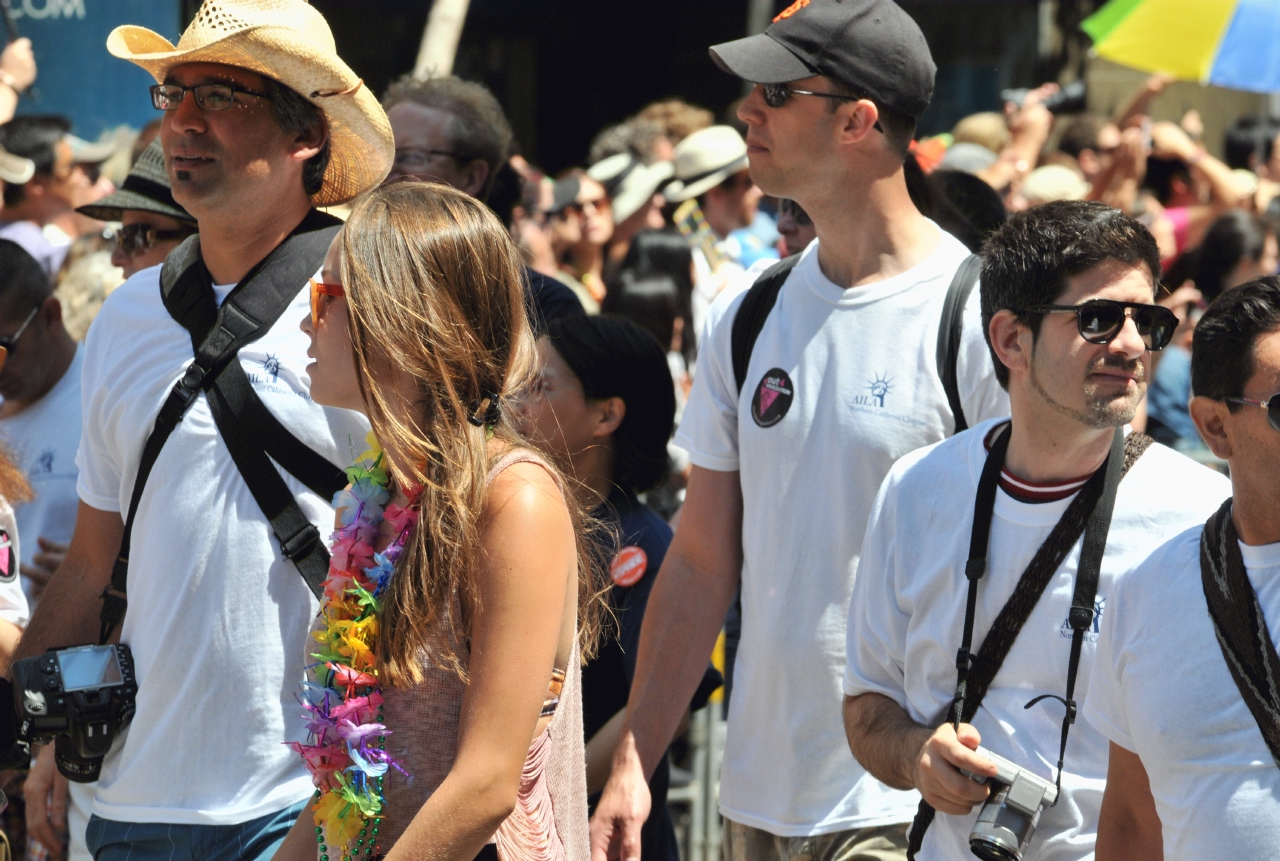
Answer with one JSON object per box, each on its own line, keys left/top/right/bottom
{"left": 10, "top": 0, "right": 180, "bottom": 139}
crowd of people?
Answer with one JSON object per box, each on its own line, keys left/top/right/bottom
{"left": 0, "top": 2, "right": 1270, "bottom": 861}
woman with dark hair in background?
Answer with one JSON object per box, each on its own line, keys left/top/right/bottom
{"left": 516, "top": 314, "right": 719, "bottom": 861}
{"left": 610, "top": 228, "right": 696, "bottom": 362}
{"left": 1148, "top": 209, "right": 1278, "bottom": 448}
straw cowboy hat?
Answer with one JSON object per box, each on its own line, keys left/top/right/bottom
{"left": 106, "top": 0, "right": 393, "bottom": 206}
{"left": 663, "top": 125, "right": 749, "bottom": 202}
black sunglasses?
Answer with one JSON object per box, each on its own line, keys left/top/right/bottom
{"left": 1022, "top": 300, "right": 1178, "bottom": 351}
{"left": 1224, "top": 393, "right": 1280, "bottom": 432}
{"left": 760, "top": 84, "right": 884, "bottom": 132}
{"left": 150, "top": 83, "right": 271, "bottom": 112}
{"left": 115, "top": 223, "right": 196, "bottom": 257}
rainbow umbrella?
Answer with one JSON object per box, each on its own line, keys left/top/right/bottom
{"left": 1083, "top": 0, "right": 1280, "bottom": 93}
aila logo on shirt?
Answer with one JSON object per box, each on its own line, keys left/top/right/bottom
{"left": 751, "top": 368, "right": 794, "bottom": 428}
{"left": 262, "top": 354, "right": 282, "bottom": 382}
{"left": 1060, "top": 596, "right": 1105, "bottom": 642}
{"left": 854, "top": 373, "right": 894, "bottom": 408}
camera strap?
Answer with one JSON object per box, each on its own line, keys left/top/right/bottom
{"left": 1200, "top": 497, "right": 1280, "bottom": 768}
{"left": 906, "top": 423, "right": 1150, "bottom": 860}
{"left": 98, "top": 209, "right": 348, "bottom": 645}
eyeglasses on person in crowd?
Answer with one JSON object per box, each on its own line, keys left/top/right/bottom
{"left": 115, "top": 223, "right": 196, "bottom": 258}
{"left": 393, "top": 148, "right": 474, "bottom": 172}
{"left": 1223, "top": 392, "right": 1280, "bottom": 432}
{"left": 309, "top": 278, "right": 344, "bottom": 328}
{"left": 778, "top": 198, "right": 811, "bottom": 226}
{"left": 759, "top": 84, "right": 884, "bottom": 132}
{"left": 559, "top": 197, "right": 611, "bottom": 218}
{"left": 1022, "top": 299, "right": 1178, "bottom": 351}
{"left": 150, "top": 83, "right": 271, "bottom": 112}
{"left": 0, "top": 306, "right": 40, "bottom": 374}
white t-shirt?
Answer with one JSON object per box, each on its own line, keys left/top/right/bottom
{"left": 844, "top": 420, "right": 1230, "bottom": 860}
{"left": 0, "top": 496, "right": 28, "bottom": 626}
{"left": 0, "top": 345, "right": 83, "bottom": 598}
{"left": 675, "top": 228, "right": 1009, "bottom": 836}
{"left": 1086, "top": 527, "right": 1280, "bottom": 860}
{"left": 77, "top": 263, "right": 368, "bottom": 825}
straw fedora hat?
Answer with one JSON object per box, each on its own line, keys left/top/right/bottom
{"left": 106, "top": 0, "right": 393, "bottom": 206}
{"left": 76, "top": 139, "right": 196, "bottom": 225}
{"left": 663, "top": 125, "right": 749, "bottom": 203}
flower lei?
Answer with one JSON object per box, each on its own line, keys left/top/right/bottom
{"left": 290, "top": 433, "right": 418, "bottom": 861}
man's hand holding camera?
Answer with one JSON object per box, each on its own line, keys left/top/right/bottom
{"left": 913, "top": 721, "right": 996, "bottom": 815}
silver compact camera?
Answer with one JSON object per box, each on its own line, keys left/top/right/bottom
{"left": 959, "top": 746, "right": 1058, "bottom": 861}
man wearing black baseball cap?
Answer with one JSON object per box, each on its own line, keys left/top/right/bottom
{"left": 591, "top": 3, "right": 1007, "bottom": 861}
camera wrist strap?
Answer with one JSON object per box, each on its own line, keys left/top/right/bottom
{"left": 907, "top": 424, "right": 1150, "bottom": 860}
{"left": 98, "top": 210, "right": 347, "bottom": 645}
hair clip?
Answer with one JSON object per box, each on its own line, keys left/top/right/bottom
{"left": 468, "top": 390, "right": 502, "bottom": 427}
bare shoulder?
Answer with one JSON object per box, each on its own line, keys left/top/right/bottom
{"left": 483, "top": 452, "right": 571, "bottom": 529}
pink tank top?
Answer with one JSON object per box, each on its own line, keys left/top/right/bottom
{"left": 375, "top": 449, "right": 590, "bottom": 861}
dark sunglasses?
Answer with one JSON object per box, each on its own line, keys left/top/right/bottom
{"left": 150, "top": 83, "right": 271, "bottom": 112}
{"left": 115, "top": 223, "right": 195, "bottom": 258}
{"left": 1023, "top": 300, "right": 1178, "bottom": 351}
{"left": 0, "top": 306, "right": 39, "bottom": 374}
{"left": 778, "top": 198, "right": 811, "bottom": 226}
{"left": 760, "top": 84, "right": 884, "bottom": 132}
{"left": 1224, "top": 393, "right": 1280, "bottom": 432}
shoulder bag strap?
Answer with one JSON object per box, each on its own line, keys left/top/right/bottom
{"left": 1201, "top": 497, "right": 1280, "bottom": 766}
{"left": 99, "top": 212, "right": 345, "bottom": 643}
{"left": 907, "top": 429, "right": 1152, "bottom": 859}
{"left": 936, "top": 254, "right": 982, "bottom": 435}
{"left": 731, "top": 254, "right": 800, "bottom": 393}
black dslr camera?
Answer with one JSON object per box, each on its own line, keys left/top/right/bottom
{"left": 8, "top": 644, "right": 137, "bottom": 782}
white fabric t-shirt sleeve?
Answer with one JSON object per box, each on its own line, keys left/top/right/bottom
{"left": 1082, "top": 566, "right": 1137, "bottom": 752}
{"left": 676, "top": 261, "right": 772, "bottom": 474}
{"left": 957, "top": 280, "right": 1009, "bottom": 425}
{"left": 76, "top": 289, "right": 128, "bottom": 514}
{"left": 843, "top": 464, "right": 909, "bottom": 703}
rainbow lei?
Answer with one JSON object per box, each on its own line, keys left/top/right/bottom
{"left": 290, "top": 433, "right": 418, "bottom": 861}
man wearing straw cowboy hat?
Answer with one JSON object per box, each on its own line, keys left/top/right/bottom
{"left": 11, "top": 3, "right": 392, "bottom": 861}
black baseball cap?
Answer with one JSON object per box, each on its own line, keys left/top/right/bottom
{"left": 709, "top": 0, "right": 936, "bottom": 120}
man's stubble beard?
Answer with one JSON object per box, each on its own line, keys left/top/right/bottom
{"left": 1028, "top": 342, "right": 1145, "bottom": 430}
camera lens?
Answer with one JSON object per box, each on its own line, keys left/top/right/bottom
{"left": 54, "top": 734, "right": 103, "bottom": 783}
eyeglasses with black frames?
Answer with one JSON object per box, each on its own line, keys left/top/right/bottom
{"left": 1022, "top": 299, "right": 1178, "bottom": 352}
{"left": 150, "top": 83, "right": 271, "bottom": 112}
{"left": 759, "top": 84, "right": 884, "bottom": 132}
{"left": 1223, "top": 392, "right": 1280, "bottom": 432}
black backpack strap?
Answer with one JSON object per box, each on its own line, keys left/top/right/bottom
{"left": 936, "top": 254, "right": 983, "bottom": 434}
{"left": 731, "top": 255, "right": 800, "bottom": 393}
{"left": 99, "top": 211, "right": 346, "bottom": 643}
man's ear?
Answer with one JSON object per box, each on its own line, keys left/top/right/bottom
{"left": 836, "top": 99, "right": 881, "bottom": 146}
{"left": 989, "top": 309, "right": 1031, "bottom": 379}
{"left": 1190, "top": 395, "right": 1233, "bottom": 460}
{"left": 39, "top": 294, "right": 62, "bottom": 329}
{"left": 289, "top": 119, "right": 328, "bottom": 163}
{"left": 591, "top": 396, "right": 626, "bottom": 439}
{"left": 461, "top": 160, "right": 491, "bottom": 198}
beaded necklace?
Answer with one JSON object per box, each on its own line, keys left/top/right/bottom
{"left": 291, "top": 434, "right": 417, "bottom": 861}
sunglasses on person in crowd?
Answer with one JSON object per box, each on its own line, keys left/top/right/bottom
{"left": 115, "top": 223, "right": 195, "bottom": 258}
{"left": 150, "top": 83, "right": 271, "bottom": 112}
{"left": 393, "top": 148, "right": 473, "bottom": 172}
{"left": 1223, "top": 392, "right": 1280, "bottom": 432}
{"left": 778, "top": 198, "right": 811, "bottom": 226}
{"left": 309, "top": 278, "right": 344, "bottom": 328}
{"left": 0, "top": 306, "right": 40, "bottom": 374}
{"left": 1023, "top": 299, "right": 1178, "bottom": 351}
{"left": 759, "top": 84, "right": 884, "bottom": 132}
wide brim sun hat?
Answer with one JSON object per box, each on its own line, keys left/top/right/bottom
{"left": 106, "top": 0, "right": 393, "bottom": 207}
{"left": 587, "top": 153, "right": 675, "bottom": 223}
{"left": 0, "top": 145, "right": 32, "bottom": 185}
{"left": 76, "top": 139, "right": 195, "bottom": 224}
{"left": 663, "top": 125, "right": 749, "bottom": 203}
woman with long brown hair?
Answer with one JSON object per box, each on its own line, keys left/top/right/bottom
{"left": 275, "top": 182, "right": 604, "bottom": 861}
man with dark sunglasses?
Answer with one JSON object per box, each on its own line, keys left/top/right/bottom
{"left": 591, "top": 3, "right": 1009, "bottom": 861}
{"left": 842, "top": 200, "right": 1229, "bottom": 861}
{"left": 1086, "top": 277, "right": 1280, "bottom": 861}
